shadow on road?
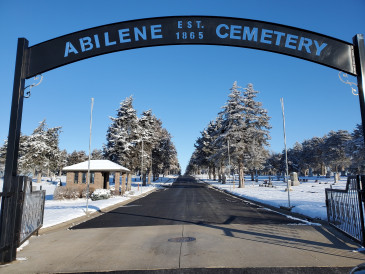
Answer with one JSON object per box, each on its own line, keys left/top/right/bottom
{"left": 70, "top": 176, "right": 363, "bottom": 261}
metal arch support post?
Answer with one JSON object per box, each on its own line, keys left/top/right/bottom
{"left": 0, "top": 38, "right": 28, "bottom": 263}
{"left": 353, "top": 34, "right": 365, "bottom": 247}
{"left": 354, "top": 34, "right": 365, "bottom": 150}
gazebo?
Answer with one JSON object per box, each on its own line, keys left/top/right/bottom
{"left": 63, "top": 160, "right": 131, "bottom": 194}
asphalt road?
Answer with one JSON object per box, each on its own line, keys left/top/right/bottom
{"left": 2, "top": 176, "right": 364, "bottom": 273}
{"left": 71, "top": 176, "right": 301, "bottom": 230}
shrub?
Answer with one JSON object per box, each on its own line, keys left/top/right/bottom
{"left": 81, "top": 187, "right": 95, "bottom": 198}
{"left": 53, "top": 186, "right": 96, "bottom": 200}
{"left": 90, "top": 189, "right": 111, "bottom": 201}
{"left": 54, "top": 186, "right": 79, "bottom": 200}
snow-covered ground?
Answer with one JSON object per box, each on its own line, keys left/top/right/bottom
{"left": 196, "top": 174, "right": 347, "bottom": 221}
{"left": 0, "top": 175, "right": 176, "bottom": 229}
{"left": 0, "top": 174, "right": 348, "bottom": 227}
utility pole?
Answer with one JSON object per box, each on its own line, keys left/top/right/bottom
{"left": 141, "top": 138, "right": 144, "bottom": 188}
{"left": 280, "top": 98, "right": 291, "bottom": 208}
{"left": 86, "top": 98, "right": 94, "bottom": 214}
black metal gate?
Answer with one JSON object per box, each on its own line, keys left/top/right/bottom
{"left": 0, "top": 176, "right": 46, "bottom": 260}
{"left": 325, "top": 175, "right": 365, "bottom": 245}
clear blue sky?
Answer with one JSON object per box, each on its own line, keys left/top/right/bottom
{"left": 0, "top": 0, "right": 364, "bottom": 173}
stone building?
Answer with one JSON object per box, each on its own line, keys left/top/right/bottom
{"left": 63, "top": 160, "right": 131, "bottom": 194}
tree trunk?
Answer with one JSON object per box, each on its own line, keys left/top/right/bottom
{"left": 218, "top": 166, "right": 222, "bottom": 182}
{"left": 213, "top": 166, "right": 216, "bottom": 181}
{"left": 153, "top": 173, "right": 158, "bottom": 182}
{"left": 321, "top": 163, "right": 326, "bottom": 176}
{"left": 239, "top": 162, "right": 245, "bottom": 188}
{"left": 208, "top": 166, "right": 212, "bottom": 180}
{"left": 148, "top": 169, "right": 152, "bottom": 185}
{"left": 142, "top": 173, "right": 147, "bottom": 186}
{"left": 251, "top": 172, "right": 254, "bottom": 181}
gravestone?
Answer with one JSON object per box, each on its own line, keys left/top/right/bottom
{"left": 290, "top": 172, "right": 300, "bottom": 186}
{"left": 334, "top": 172, "right": 340, "bottom": 184}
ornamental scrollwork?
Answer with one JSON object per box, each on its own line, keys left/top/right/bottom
{"left": 24, "top": 74, "right": 43, "bottom": 98}
{"left": 338, "top": 72, "right": 358, "bottom": 96}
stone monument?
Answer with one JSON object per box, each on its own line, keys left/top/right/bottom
{"left": 290, "top": 172, "right": 300, "bottom": 186}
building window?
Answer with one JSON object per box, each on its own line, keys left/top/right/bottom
{"left": 82, "top": 173, "right": 86, "bottom": 184}
{"left": 91, "top": 172, "right": 95, "bottom": 184}
{"left": 74, "top": 172, "right": 78, "bottom": 184}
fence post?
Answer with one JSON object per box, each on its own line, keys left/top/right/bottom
{"left": 13, "top": 177, "right": 26, "bottom": 258}
{"left": 358, "top": 175, "right": 365, "bottom": 246}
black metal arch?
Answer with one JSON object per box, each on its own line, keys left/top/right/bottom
{"left": 25, "top": 16, "right": 356, "bottom": 78}
{"left": 1, "top": 15, "right": 364, "bottom": 264}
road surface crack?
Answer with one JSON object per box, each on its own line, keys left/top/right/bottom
{"left": 179, "top": 225, "right": 184, "bottom": 268}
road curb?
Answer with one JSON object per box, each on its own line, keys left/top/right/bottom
{"left": 39, "top": 187, "right": 158, "bottom": 234}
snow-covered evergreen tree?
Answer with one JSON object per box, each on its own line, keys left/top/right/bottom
{"left": 105, "top": 96, "right": 180, "bottom": 180}
{"left": 301, "top": 136, "right": 326, "bottom": 175}
{"left": 214, "top": 81, "right": 247, "bottom": 187}
{"left": 152, "top": 128, "right": 180, "bottom": 178}
{"left": 105, "top": 96, "right": 140, "bottom": 171}
{"left": 67, "top": 150, "right": 88, "bottom": 166}
{"left": 55, "top": 149, "right": 68, "bottom": 176}
{"left": 323, "top": 130, "right": 352, "bottom": 172}
{"left": 348, "top": 124, "right": 365, "bottom": 173}
{"left": 91, "top": 149, "right": 105, "bottom": 160}
{"left": 138, "top": 110, "right": 161, "bottom": 185}
{"left": 187, "top": 82, "right": 271, "bottom": 185}
{"left": 19, "top": 120, "right": 61, "bottom": 181}
{"left": 242, "top": 83, "right": 271, "bottom": 181}
{"left": 264, "top": 152, "right": 283, "bottom": 176}
{"left": 286, "top": 142, "right": 303, "bottom": 173}
{"left": 1, "top": 135, "right": 30, "bottom": 175}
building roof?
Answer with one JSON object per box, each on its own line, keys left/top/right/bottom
{"left": 63, "top": 160, "right": 130, "bottom": 172}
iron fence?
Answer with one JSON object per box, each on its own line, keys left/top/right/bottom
{"left": 0, "top": 176, "right": 46, "bottom": 262}
{"left": 18, "top": 178, "right": 46, "bottom": 246}
{"left": 325, "top": 175, "right": 365, "bottom": 245}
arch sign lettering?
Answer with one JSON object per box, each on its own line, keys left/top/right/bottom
{"left": 1, "top": 16, "right": 365, "bottom": 263}
{"left": 28, "top": 16, "right": 357, "bottom": 77}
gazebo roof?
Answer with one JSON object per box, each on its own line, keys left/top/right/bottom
{"left": 63, "top": 160, "right": 130, "bottom": 172}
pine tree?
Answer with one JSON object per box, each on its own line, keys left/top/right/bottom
{"left": 152, "top": 128, "right": 180, "bottom": 178}
{"left": 56, "top": 149, "right": 68, "bottom": 176}
{"left": 286, "top": 142, "right": 303, "bottom": 173}
{"left": 20, "top": 120, "right": 61, "bottom": 182}
{"left": 242, "top": 83, "right": 271, "bottom": 181}
{"left": 348, "top": 124, "right": 365, "bottom": 173}
{"left": 214, "top": 81, "right": 247, "bottom": 187}
{"left": 105, "top": 96, "right": 140, "bottom": 170}
{"left": 323, "top": 130, "right": 352, "bottom": 172}
{"left": 138, "top": 110, "right": 161, "bottom": 185}
{"left": 91, "top": 149, "right": 105, "bottom": 160}
{"left": 67, "top": 150, "right": 88, "bottom": 166}
{"left": 301, "top": 136, "right": 326, "bottom": 175}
